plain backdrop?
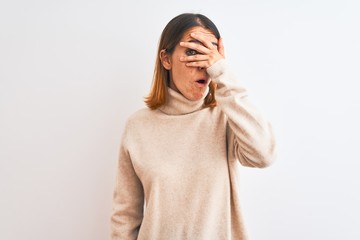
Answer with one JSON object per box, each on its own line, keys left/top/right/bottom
{"left": 1, "top": 0, "right": 359, "bottom": 239}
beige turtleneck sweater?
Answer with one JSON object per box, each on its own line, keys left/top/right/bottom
{"left": 111, "top": 59, "right": 276, "bottom": 240}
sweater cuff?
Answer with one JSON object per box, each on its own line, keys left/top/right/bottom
{"left": 206, "top": 59, "right": 227, "bottom": 81}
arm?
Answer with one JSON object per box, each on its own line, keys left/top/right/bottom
{"left": 179, "top": 33, "right": 276, "bottom": 168}
{"left": 207, "top": 59, "right": 277, "bottom": 168}
{"left": 111, "top": 133, "right": 144, "bottom": 239}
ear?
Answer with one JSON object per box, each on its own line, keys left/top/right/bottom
{"left": 160, "top": 49, "right": 172, "bottom": 70}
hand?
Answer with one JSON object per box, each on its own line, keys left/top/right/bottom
{"left": 179, "top": 32, "right": 225, "bottom": 69}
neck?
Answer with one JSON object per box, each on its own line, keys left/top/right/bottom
{"left": 159, "top": 87, "right": 209, "bottom": 115}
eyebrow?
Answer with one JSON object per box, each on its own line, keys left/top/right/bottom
{"left": 188, "top": 39, "right": 218, "bottom": 47}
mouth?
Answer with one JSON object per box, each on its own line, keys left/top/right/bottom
{"left": 195, "top": 79, "right": 209, "bottom": 86}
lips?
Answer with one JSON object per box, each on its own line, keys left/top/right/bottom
{"left": 195, "top": 78, "right": 209, "bottom": 86}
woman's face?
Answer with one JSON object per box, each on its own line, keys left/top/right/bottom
{"left": 162, "top": 26, "right": 219, "bottom": 101}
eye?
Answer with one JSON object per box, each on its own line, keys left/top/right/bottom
{"left": 185, "top": 49, "right": 199, "bottom": 56}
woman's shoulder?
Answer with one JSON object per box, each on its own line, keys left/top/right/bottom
{"left": 128, "top": 107, "right": 156, "bottom": 120}
{"left": 124, "top": 107, "right": 159, "bottom": 127}
{"left": 120, "top": 108, "right": 152, "bottom": 138}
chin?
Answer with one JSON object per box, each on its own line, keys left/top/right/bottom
{"left": 188, "top": 92, "right": 206, "bottom": 101}
{"left": 180, "top": 86, "right": 208, "bottom": 101}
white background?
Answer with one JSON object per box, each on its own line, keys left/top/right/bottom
{"left": 1, "top": 0, "right": 359, "bottom": 239}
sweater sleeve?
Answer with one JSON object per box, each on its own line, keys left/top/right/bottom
{"left": 111, "top": 127, "right": 144, "bottom": 239}
{"left": 207, "top": 59, "right": 277, "bottom": 168}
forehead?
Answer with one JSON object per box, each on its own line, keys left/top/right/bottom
{"left": 181, "top": 26, "right": 218, "bottom": 43}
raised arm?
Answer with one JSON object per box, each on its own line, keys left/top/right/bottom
{"left": 207, "top": 59, "right": 276, "bottom": 168}
{"left": 179, "top": 32, "right": 276, "bottom": 168}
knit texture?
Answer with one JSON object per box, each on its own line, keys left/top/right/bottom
{"left": 111, "top": 59, "right": 277, "bottom": 240}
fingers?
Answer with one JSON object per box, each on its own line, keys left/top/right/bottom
{"left": 183, "top": 60, "right": 211, "bottom": 68}
{"left": 180, "top": 55, "right": 212, "bottom": 68}
{"left": 180, "top": 54, "right": 209, "bottom": 62}
{"left": 180, "top": 51, "right": 218, "bottom": 68}
{"left": 179, "top": 41, "right": 210, "bottom": 55}
{"left": 190, "top": 32, "right": 216, "bottom": 50}
{"left": 179, "top": 32, "right": 225, "bottom": 69}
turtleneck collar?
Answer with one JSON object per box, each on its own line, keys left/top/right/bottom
{"left": 158, "top": 87, "right": 209, "bottom": 115}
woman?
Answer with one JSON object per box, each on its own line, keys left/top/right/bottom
{"left": 111, "top": 13, "right": 276, "bottom": 240}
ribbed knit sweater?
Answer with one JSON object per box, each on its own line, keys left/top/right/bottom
{"left": 111, "top": 59, "right": 277, "bottom": 240}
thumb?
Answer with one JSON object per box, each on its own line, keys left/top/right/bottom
{"left": 218, "top": 37, "right": 225, "bottom": 57}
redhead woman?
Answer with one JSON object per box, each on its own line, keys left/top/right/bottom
{"left": 111, "top": 13, "right": 276, "bottom": 240}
